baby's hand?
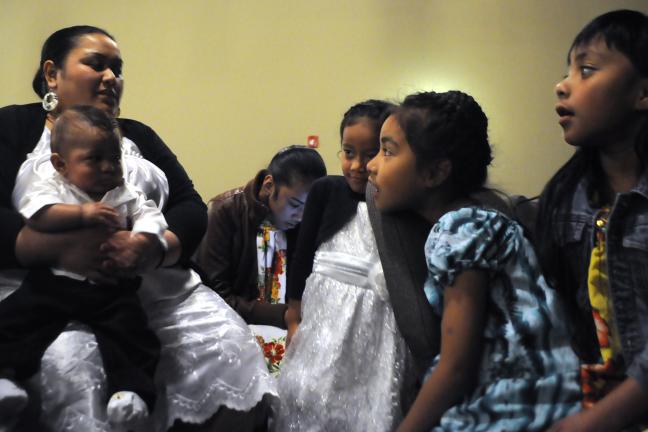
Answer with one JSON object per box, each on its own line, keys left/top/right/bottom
{"left": 81, "top": 203, "right": 120, "bottom": 228}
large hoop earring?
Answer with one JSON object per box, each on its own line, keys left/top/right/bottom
{"left": 42, "top": 91, "right": 59, "bottom": 112}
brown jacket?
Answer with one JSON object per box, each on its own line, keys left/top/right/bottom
{"left": 195, "top": 170, "right": 295, "bottom": 328}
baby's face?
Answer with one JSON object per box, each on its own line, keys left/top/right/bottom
{"left": 60, "top": 127, "right": 123, "bottom": 198}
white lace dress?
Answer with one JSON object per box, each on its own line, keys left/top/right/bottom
{"left": 2, "top": 129, "right": 277, "bottom": 431}
{"left": 275, "top": 202, "right": 411, "bottom": 432}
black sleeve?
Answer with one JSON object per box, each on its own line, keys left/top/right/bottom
{"left": 287, "top": 177, "right": 332, "bottom": 300}
{"left": 120, "top": 119, "right": 207, "bottom": 262}
{"left": 0, "top": 104, "right": 43, "bottom": 268}
{"left": 0, "top": 208, "right": 25, "bottom": 269}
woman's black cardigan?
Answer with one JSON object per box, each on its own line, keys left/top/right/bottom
{"left": 0, "top": 103, "right": 206, "bottom": 268}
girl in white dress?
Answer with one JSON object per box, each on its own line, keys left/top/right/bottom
{"left": 277, "top": 100, "right": 414, "bottom": 431}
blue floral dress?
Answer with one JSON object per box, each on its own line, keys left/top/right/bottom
{"left": 424, "top": 207, "right": 581, "bottom": 431}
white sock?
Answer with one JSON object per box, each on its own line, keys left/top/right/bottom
{"left": 106, "top": 391, "right": 149, "bottom": 429}
{"left": 0, "top": 378, "right": 28, "bottom": 427}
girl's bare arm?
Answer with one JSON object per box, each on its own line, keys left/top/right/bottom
{"left": 398, "top": 269, "right": 488, "bottom": 432}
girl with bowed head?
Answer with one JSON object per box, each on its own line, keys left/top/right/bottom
{"left": 0, "top": 25, "right": 276, "bottom": 431}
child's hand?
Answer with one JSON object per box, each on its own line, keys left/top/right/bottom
{"left": 81, "top": 203, "right": 120, "bottom": 228}
{"left": 286, "top": 321, "right": 299, "bottom": 347}
{"left": 284, "top": 300, "right": 301, "bottom": 347}
{"left": 546, "top": 412, "right": 593, "bottom": 432}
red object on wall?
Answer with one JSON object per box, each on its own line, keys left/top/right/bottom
{"left": 307, "top": 135, "right": 319, "bottom": 148}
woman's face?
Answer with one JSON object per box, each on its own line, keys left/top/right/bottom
{"left": 46, "top": 33, "right": 123, "bottom": 117}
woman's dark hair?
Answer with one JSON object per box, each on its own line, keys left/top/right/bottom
{"left": 268, "top": 145, "right": 327, "bottom": 189}
{"left": 394, "top": 90, "right": 492, "bottom": 198}
{"left": 339, "top": 99, "right": 395, "bottom": 141}
{"left": 32, "top": 25, "right": 115, "bottom": 98}
{"left": 51, "top": 105, "right": 121, "bottom": 155}
{"left": 535, "top": 10, "right": 648, "bottom": 357}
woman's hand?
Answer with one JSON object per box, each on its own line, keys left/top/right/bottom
{"left": 100, "top": 230, "right": 164, "bottom": 278}
{"left": 16, "top": 225, "right": 117, "bottom": 284}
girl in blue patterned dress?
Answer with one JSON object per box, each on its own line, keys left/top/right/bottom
{"left": 366, "top": 90, "right": 581, "bottom": 431}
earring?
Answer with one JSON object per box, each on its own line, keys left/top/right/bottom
{"left": 42, "top": 91, "right": 59, "bottom": 112}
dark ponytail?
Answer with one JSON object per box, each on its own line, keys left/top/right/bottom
{"left": 268, "top": 145, "right": 327, "bottom": 188}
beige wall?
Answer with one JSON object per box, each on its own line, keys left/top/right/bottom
{"left": 2, "top": 0, "right": 647, "bottom": 201}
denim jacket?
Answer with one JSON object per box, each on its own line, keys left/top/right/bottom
{"left": 555, "top": 172, "right": 648, "bottom": 392}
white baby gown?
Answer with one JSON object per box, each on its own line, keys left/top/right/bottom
{"left": 2, "top": 129, "right": 277, "bottom": 431}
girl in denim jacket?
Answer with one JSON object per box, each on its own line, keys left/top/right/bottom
{"left": 537, "top": 9, "right": 648, "bottom": 432}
